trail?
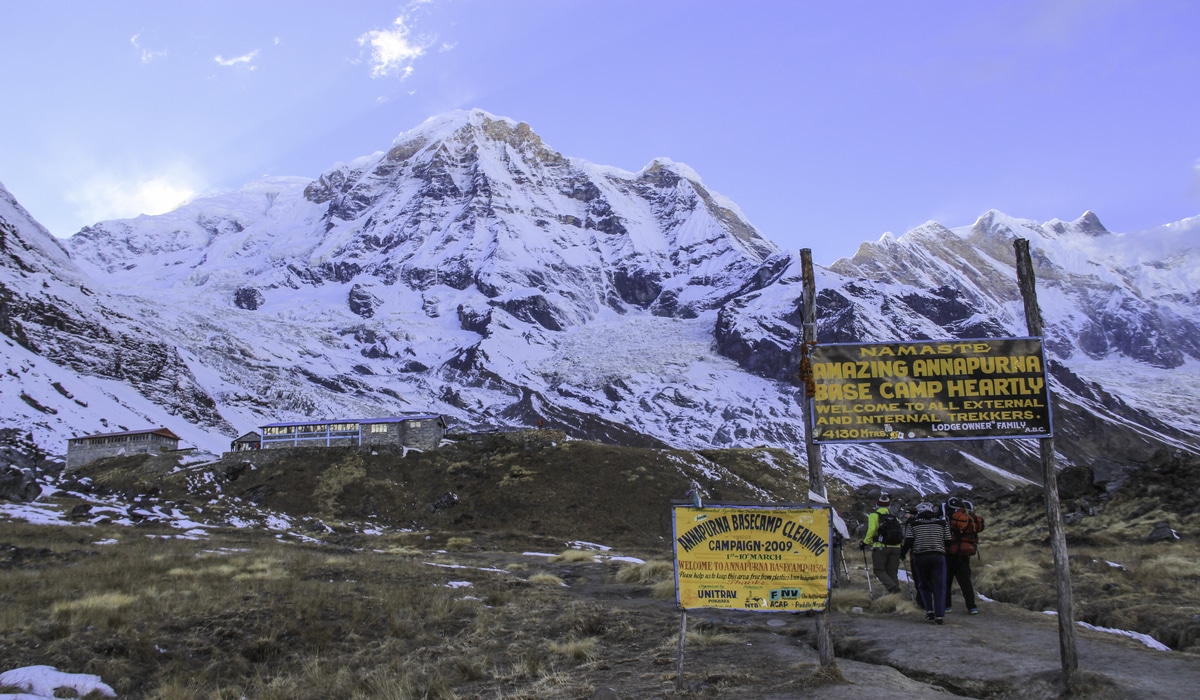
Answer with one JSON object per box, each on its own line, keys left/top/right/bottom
{"left": 442, "top": 550, "right": 1200, "bottom": 698}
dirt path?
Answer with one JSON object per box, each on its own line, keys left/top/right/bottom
{"left": 665, "top": 597, "right": 1200, "bottom": 699}
{"left": 836, "top": 598, "right": 1200, "bottom": 698}
{"left": 480, "top": 550, "right": 1200, "bottom": 699}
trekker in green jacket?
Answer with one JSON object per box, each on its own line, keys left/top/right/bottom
{"left": 860, "top": 492, "right": 903, "bottom": 594}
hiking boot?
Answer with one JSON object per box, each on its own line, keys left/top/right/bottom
{"left": 945, "top": 607, "right": 953, "bottom": 614}
{"left": 968, "top": 608, "right": 979, "bottom": 615}
{"left": 925, "top": 611, "right": 935, "bottom": 621}
{"left": 935, "top": 617, "right": 944, "bottom": 625}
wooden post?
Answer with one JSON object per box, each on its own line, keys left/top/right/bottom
{"left": 1014, "top": 238, "right": 1079, "bottom": 679}
{"left": 674, "top": 610, "right": 688, "bottom": 692}
{"left": 800, "top": 250, "right": 824, "bottom": 497}
{"left": 798, "top": 248, "right": 836, "bottom": 667}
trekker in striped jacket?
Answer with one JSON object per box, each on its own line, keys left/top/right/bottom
{"left": 900, "top": 501, "right": 951, "bottom": 624}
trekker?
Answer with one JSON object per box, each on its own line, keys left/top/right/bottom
{"left": 860, "top": 492, "right": 903, "bottom": 594}
{"left": 945, "top": 497, "right": 985, "bottom": 615}
{"left": 901, "top": 501, "right": 951, "bottom": 624}
{"left": 902, "top": 505, "right": 923, "bottom": 607}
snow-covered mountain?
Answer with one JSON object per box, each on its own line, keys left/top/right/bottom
{"left": 0, "top": 182, "right": 234, "bottom": 455}
{"left": 3, "top": 109, "right": 1197, "bottom": 491}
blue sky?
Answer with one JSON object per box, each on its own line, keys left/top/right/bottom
{"left": 2, "top": 0, "right": 1197, "bottom": 264}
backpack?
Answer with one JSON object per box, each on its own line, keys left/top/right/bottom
{"left": 948, "top": 509, "right": 985, "bottom": 556}
{"left": 876, "top": 512, "right": 904, "bottom": 546}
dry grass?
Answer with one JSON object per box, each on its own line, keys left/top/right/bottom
{"left": 8, "top": 434, "right": 1200, "bottom": 699}
{"left": 651, "top": 579, "right": 677, "bottom": 600}
{"left": 50, "top": 592, "right": 137, "bottom": 629}
{"left": 828, "top": 588, "right": 872, "bottom": 612}
{"left": 548, "top": 637, "right": 600, "bottom": 662}
{"left": 967, "top": 535, "right": 1200, "bottom": 651}
{"left": 866, "top": 591, "right": 923, "bottom": 615}
{"left": 4, "top": 518, "right": 658, "bottom": 698}
{"left": 614, "top": 559, "right": 673, "bottom": 584}
{"left": 548, "top": 549, "right": 596, "bottom": 563}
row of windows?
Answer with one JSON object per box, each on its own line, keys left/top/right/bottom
{"left": 74, "top": 434, "right": 161, "bottom": 445}
{"left": 262, "top": 423, "right": 405, "bottom": 436}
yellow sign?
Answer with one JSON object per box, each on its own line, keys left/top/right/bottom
{"left": 809, "top": 338, "right": 1052, "bottom": 443}
{"left": 672, "top": 504, "right": 831, "bottom": 612}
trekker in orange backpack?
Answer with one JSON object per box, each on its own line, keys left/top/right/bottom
{"left": 944, "top": 496, "right": 985, "bottom": 614}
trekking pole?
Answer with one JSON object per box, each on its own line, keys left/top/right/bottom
{"left": 861, "top": 546, "right": 873, "bottom": 594}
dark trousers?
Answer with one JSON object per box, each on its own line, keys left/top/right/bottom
{"left": 945, "top": 553, "right": 976, "bottom": 609}
{"left": 913, "top": 552, "right": 946, "bottom": 618}
{"left": 909, "top": 554, "right": 924, "bottom": 608}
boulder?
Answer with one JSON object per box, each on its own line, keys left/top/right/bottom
{"left": 1148, "top": 521, "right": 1180, "bottom": 543}
{"left": 0, "top": 465, "right": 40, "bottom": 502}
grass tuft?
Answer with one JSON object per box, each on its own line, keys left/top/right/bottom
{"left": 549, "top": 549, "right": 596, "bottom": 563}
{"left": 614, "top": 559, "right": 673, "bottom": 584}
{"left": 548, "top": 637, "right": 600, "bottom": 662}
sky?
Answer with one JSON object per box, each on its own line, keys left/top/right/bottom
{"left": 1, "top": 0, "right": 1198, "bottom": 264}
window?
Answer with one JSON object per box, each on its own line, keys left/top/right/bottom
{"left": 369, "top": 423, "right": 389, "bottom": 433}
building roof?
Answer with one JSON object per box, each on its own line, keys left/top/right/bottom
{"left": 259, "top": 415, "right": 444, "bottom": 429}
{"left": 232, "top": 431, "right": 262, "bottom": 442}
{"left": 69, "top": 427, "right": 181, "bottom": 443}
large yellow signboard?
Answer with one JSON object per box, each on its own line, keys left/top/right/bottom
{"left": 809, "top": 338, "right": 1053, "bottom": 443}
{"left": 672, "top": 504, "right": 831, "bottom": 612}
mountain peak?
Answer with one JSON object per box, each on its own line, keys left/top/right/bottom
{"left": 1040, "top": 210, "right": 1107, "bottom": 238}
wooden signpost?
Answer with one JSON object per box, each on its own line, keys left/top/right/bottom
{"left": 1014, "top": 238, "right": 1078, "bottom": 679}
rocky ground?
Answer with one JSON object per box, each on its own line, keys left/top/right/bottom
{"left": 397, "top": 547, "right": 1200, "bottom": 699}
{"left": 3, "top": 431, "right": 1199, "bottom": 698}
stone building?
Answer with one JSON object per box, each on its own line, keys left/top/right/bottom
{"left": 230, "top": 431, "right": 262, "bottom": 451}
{"left": 66, "top": 427, "right": 181, "bottom": 470}
{"left": 258, "top": 415, "right": 447, "bottom": 451}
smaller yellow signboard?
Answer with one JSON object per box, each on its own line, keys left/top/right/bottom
{"left": 672, "top": 503, "right": 831, "bottom": 612}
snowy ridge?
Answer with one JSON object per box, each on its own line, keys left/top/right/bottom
{"left": 3, "top": 111, "right": 1198, "bottom": 490}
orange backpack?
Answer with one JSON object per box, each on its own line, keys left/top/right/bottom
{"left": 948, "top": 509, "right": 985, "bottom": 556}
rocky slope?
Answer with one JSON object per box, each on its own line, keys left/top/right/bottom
{"left": 1, "top": 109, "right": 1197, "bottom": 491}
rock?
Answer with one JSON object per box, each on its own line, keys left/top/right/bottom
{"left": 430, "top": 492, "right": 459, "bottom": 512}
{"left": 1093, "top": 463, "right": 1135, "bottom": 492}
{"left": 348, "top": 284, "right": 382, "bottom": 318}
{"left": 1057, "top": 466, "right": 1098, "bottom": 500}
{"left": 1148, "top": 521, "right": 1180, "bottom": 543}
{"left": 0, "top": 465, "right": 40, "bottom": 502}
{"left": 233, "top": 286, "right": 265, "bottom": 310}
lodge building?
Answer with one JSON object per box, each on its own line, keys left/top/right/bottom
{"left": 258, "top": 415, "right": 447, "bottom": 451}
{"left": 65, "top": 427, "right": 182, "bottom": 470}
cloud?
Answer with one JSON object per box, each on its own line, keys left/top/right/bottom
{"left": 358, "top": 5, "right": 437, "bottom": 79}
{"left": 130, "top": 34, "right": 167, "bottom": 64}
{"left": 214, "top": 50, "right": 260, "bottom": 68}
{"left": 67, "top": 169, "right": 199, "bottom": 225}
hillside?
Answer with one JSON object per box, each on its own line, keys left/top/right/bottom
{"left": 62, "top": 430, "right": 826, "bottom": 554}
{"left": 4, "top": 434, "right": 1200, "bottom": 698}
